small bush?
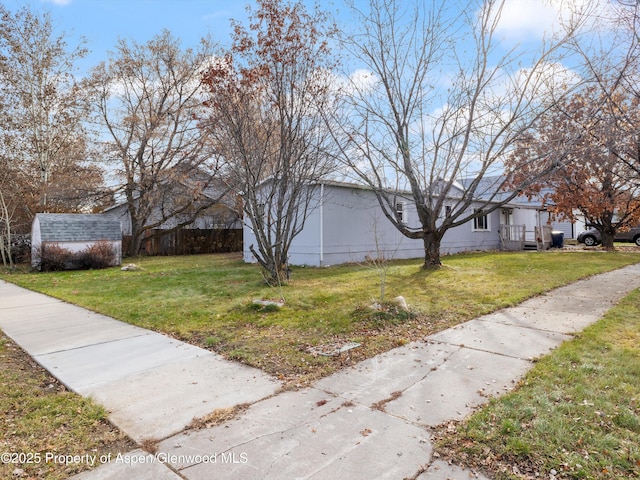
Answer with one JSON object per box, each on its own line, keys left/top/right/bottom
{"left": 352, "top": 302, "right": 415, "bottom": 330}
{"left": 77, "top": 241, "right": 117, "bottom": 270}
{"left": 38, "top": 241, "right": 117, "bottom": 271}
{"left": 40, "top": 244, "right": 75, "bottom": 272}
{"left": 10, "top": 234, "right": 31, "bottom": 264}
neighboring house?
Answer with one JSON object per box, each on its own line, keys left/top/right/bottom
{"left": 104, "top": 200, "right": 242, "bottom": 235}
{"left": 103, "top": 177, "right": 242, "bottom": 236}
{"left": 102, "top": 175, "right": 243, "bottom": 255}
{"left": 31, "top": 213, "right": 122, "bottom": 269}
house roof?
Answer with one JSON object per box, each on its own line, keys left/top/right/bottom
{"left": 249, "top": 175, "right": 546, "bottom": 212}
{"left": 459, "top": 176, "right": 508, "bottom": 201}
{"left": 102, "top": 174, "right": 236, "bottom": 214}
{"left": 321, "top": 177, "right": 515, "bottom": 204}
{"left": 34, "top": 213, "right": 121, "bottom": 242}
{"left": 459, "top": 175, "right": 547, "bottom": 208}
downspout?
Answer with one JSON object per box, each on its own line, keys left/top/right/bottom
{"left": 319, "top": 183, "right": 324, "bottom": 266}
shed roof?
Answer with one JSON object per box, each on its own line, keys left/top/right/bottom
{"left": 35, "top": 213, "right": 121, "bottom": 243}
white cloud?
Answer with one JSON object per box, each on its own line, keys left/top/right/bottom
{"left": 493, "top": 0, "right": 617, "bottom": 41}
{"left": 515, "top": 61, "right": 582, "bottom": 95}
{"left": 42, "top": 0, "right": 73, "bottom": 6}
{"left": 325, "top": 68, "right": 380, "bottom": 99}
{"left": 495, "top": 0, "right": 561, "bottom": 39}
{"left": 347, "top": 69, "right": 379, "bottom": 95}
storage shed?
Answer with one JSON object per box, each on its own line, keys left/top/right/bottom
{"left": 31, "top": 213, "right": 122, "bottom": 270}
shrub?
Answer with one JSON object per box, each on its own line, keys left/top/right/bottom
{"left": 11, "top": 234, "right": 31, "bottom": 264}
{"left": 38, "top": 241, "right": 117, "bottom": 271}
{"left": 39, "top": 244, "right": 75, "bottom": 272}
{"left": 77, "top": 241, "right": 117, "bottom": 270}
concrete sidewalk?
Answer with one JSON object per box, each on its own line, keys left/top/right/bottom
{"left": 0, "top": 281, "right": 281, "bottom": 443}
{"left": 2, "top": 263, "right": 640, "bottom": 479}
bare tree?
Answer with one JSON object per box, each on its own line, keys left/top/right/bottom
{"left": 563, "top": 1, "right": 640, "bottom": 180}
{"left": 330, "top": 0, "right": 585, "bottom": 268}
{"left": 202, "top": 0, "right": 337, "bottom": 284}
{"left": 0, "top": 5, "right": 95, "bottom": 213}
{"left": 0, "top": 5, "right": 104, "bottom": 268}
{"left": 0, "top": 181, "right": 13, "bottom": 268}
{"left": 87, "top": 31, "right": 227, "bottom": 256}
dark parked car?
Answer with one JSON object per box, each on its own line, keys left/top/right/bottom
{"left": 577, "top": 226, "right": 640, "bottom": 246}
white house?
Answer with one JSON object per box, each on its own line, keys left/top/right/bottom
{"left": 31, "top": 213, "right": 122, "bottom": 269}
{"left": 243, "top": 180, "right": 569, "bottom": 267}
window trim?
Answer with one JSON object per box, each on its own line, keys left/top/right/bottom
{"left": 445, "top": 205, "right": 452, "bottom": 218}
{"left": 395, "top": 201, "right": 406, "bottom": 224}
{"left": 473, "top": 208, "right": 490, "bottom": 231}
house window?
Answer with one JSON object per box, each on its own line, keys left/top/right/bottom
{"left": 473, "top": 209, "right": 489, "bottom": 231}
{"left": 395, "top": 202, "right": 405, "bottom": 224}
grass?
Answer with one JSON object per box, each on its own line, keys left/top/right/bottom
{"left": 434, "top": 289, "right": 640, "bottom": 480}
{"left": 3, "top": 250, "right": 640, "bottom": 386}
{"left": 0, "top": 335, "right": 135, "bottom": 480}
{"left": 2, "top": 249, "right": 639, "bottom": 478}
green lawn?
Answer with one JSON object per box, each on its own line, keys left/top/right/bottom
{"left": 2, "top": 250, "right": 640, "bottom": 384}
{"left": 435, "top": 288, "right": 640, "bottom": 480}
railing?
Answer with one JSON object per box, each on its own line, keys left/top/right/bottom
{"left": 534, "top": 225, "right": 553, "bottom": 250}
{"left": 500, "top": 224, "right": 552, "bottom": 251}
{"left": 500, "top": 224, "right": 525, "bottom": 251}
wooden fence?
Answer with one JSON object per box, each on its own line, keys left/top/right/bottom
{"left": 123, "top": 228, "right": 242, "bottom": 256}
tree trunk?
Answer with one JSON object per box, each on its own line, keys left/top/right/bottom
{"left": 128, "top": 232, "right": 144, "bottom": 257}
{"left": 601, "top": 229, "right": 616, "bottom": 250}
{"left": 422, "top": 232, "right": 442, "bottom": 269}
{"left": 128, "top": 216, "right": 145, "bottom": 257}
{"left": 0, "top": 189, "right": 13, "bottom": 268}
{"left": 249, "top": 243, "right": 289, "bottom": 286}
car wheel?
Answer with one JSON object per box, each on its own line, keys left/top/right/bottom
{"left": 583, "top": 235, "right": 598, "bottom": 246}
{"left": 634, "top": 236, "right": 640, "bottom": 247}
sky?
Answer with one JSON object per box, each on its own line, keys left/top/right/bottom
{"left": 2, "top": 0, "right": 622, "bottom": 192}
{"left": 3, "top": 0, "right": 614, "bottom": 77}
{"left": 4, "top": 0, "right": 251, "bottom": 75}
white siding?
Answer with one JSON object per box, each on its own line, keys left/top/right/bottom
{"left": 440, "top": 209, "right": 502, "bottom": 255}
{"left": 319, "top": 186, "right": 423, "bottom": 265}
{"left": 243, "top": 183, "right": 506, "bottom": 267}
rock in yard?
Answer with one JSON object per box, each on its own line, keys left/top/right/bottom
{"left": 394, "top": 296, "right": 409, "bottom": 311}
{"left": 306, "top": 341, "right": 361, "bottom": 357}
{"left": 121, "top": 263, "right": 141, "bottom": 271}
{"left": 252, "top": 299, "right": 285, "bottom": 308}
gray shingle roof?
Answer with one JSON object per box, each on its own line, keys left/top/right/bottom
{"left": 35, "top": 214, "right": 122, "bottom": 242}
